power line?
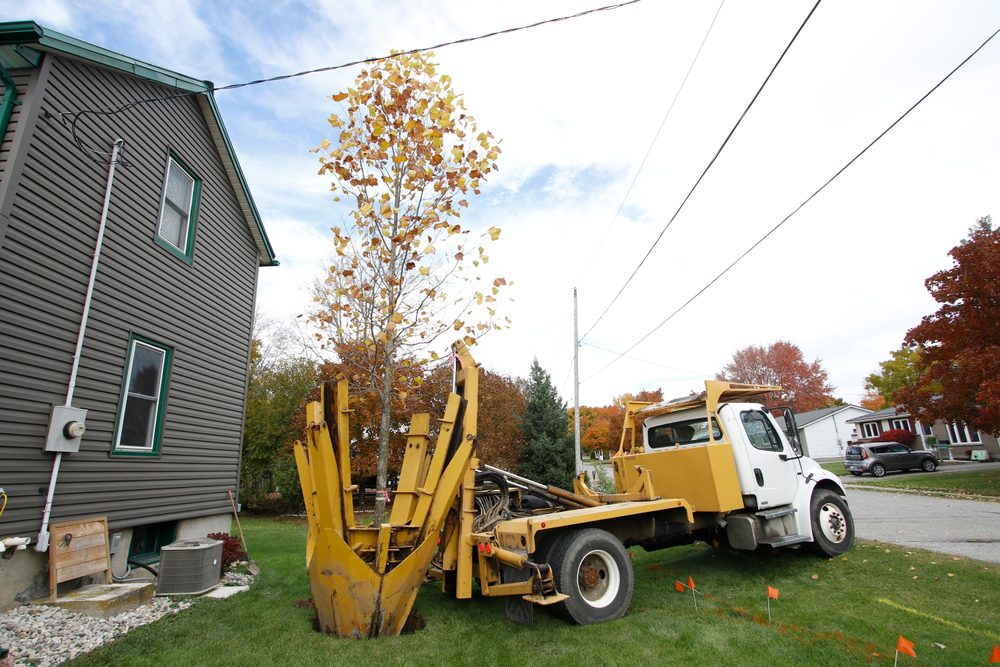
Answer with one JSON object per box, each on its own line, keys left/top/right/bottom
{"left": 46, "top": 0, "right": 645, "bottom": 121}
{"left": 584, "top": 23, "right": 1000, "bottom": 383}
{"left": 575, "top": 0, "right": 726, "bottom": 284}
{"left": 579, "top": 0, "right": 822, "bottom": 342}
{"left": 580, "top": 342, "right": 712, "bottom": 379}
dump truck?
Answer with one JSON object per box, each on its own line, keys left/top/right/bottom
{"left": 293, "top": 342, "right": 854, "bottom": 637}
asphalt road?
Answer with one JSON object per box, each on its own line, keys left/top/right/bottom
{"left": 845, "top": 487, "right": 1000, "bottom": 563}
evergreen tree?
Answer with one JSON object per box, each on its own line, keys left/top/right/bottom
{"left": 517, "top": 360, "right": 576, "bottom": 488}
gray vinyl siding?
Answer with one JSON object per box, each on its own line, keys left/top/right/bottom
{"left": 0, "top": 70, "right": 34, "bottom": 182}
{"left": 0, "top": 54, "right": 258, "bottom": 537}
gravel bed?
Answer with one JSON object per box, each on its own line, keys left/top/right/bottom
{"left": 0, "top": 597, "right": 191, "bottom": 666}
{"left": 0, "top": 567, "right": 254, "bottom": 666}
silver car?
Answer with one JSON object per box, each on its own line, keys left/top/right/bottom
{"left": 844, "top": 443, "right": 938, "bottom": 477}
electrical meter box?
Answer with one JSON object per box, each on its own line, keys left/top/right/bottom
{"left": 45, "top": 406, "right": 88, "bottom": 453}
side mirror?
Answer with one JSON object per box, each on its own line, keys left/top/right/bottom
{"left": 781, "top": 407, "right": 802, "bottom": 455}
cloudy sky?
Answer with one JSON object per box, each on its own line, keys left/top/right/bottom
{"left": 6, "top": 0, "right": 999, "bottom": 406}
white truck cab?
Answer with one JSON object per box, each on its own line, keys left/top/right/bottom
{"left": 629, "top": 385, "right": 854, "bottom": 557}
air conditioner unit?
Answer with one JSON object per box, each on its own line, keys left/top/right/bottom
{"left": 156, "top": 538, "right": 223, "bottom": 595}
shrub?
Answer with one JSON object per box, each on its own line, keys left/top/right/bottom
{"left": 208, "top": 532, "right": 247, "bottom": 571}
{"left": 876, "top": 429, "right": 915, "bottom": 447}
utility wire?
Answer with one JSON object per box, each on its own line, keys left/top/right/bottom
{"left": 584, "top": 23, "right": 1000, "bottom": 383}
{"left": 576, "top": 0, "right": 726, "bottom": 283}
{"left": 579, "top": 0, "right": 822, "bottom": 342}
{"left": 581, "top": 341, "right": 711, "bottom": 378}
{"left": 46, "top": 0, "right": 645, "bottom": 121}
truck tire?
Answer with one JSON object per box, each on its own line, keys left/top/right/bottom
{"left": 808, "top": 489, "right": 855, "bottom": 557}
{"left": 548, "top": 528, "right": 634, "bottom": 624}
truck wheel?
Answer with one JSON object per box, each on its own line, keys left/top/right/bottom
{"left": 809, "top": 489, "right": 854, "bottom": 557}
{"left": 870, "top": 463, "right": 886, "bottom": 478}
{"left": 548, "top": 528, "right": 634, "bottom": 624}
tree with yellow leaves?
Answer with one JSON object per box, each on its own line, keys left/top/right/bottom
{"left": 311, "top": 51, "right": 505, "bottom": 522}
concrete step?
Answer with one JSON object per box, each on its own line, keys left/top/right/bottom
{"left": 50, "top": 582, "right": 155, "bottom": 618}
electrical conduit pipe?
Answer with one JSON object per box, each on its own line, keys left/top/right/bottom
{"left": 35, "top": 139, "right": 125, "bottom": 553}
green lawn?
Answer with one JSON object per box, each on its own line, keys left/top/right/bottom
{"left": 820, "top": 461, "right": 847, "bottom": 476}
{"left": 864, "top": 468, "right": 1000, "bottom": 499}
{"left": 68, "top": 517, "right": 1000, "bottom": 666}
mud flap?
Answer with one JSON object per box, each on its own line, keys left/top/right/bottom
{"left": 501, "top": 564, "right": 534, "bottom": 625}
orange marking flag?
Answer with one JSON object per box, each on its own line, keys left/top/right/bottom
{"left": 674, "top": 581, "right": 685, "bottom": 593}
{"left": 767, "top": 585, "right": 780, "bottom": 600}
{"left": 688, "top": 576, "right": 695, "bottom": 590}
{"left": 990, "top": 644, "right": 1000, "bottom": 663}
{"left": 897, "top": 635, "right": 916, "bottom": 659}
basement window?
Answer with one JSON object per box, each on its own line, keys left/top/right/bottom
{"left": 154, "top": 153, "right": 201, "bottom": 263}
{"left": 128, "top": 521, "right": 177, "bottom": 564}
{"left": 112, "top": 335, "right": 172, "bottom": 456}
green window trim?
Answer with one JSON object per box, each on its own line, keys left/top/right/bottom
{"left": 111, "top": 333, "right": 172, "bottom": 457}
{"left": 153, "top": 150, "right": 201, "bottom": 265}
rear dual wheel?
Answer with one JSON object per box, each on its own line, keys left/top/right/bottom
{"left": 548, "top": 528, "right": 634, "bottom": 624}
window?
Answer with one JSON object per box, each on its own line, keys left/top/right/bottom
{"left": 128, "top": 521, "right": 176, "bottom": 564}
{"left": 919, "top": 421, "right": 933, "bottom": 436}
{"left": 889, "top": 418, "right": 911, "bottom": 431}
{"left": 740, "top": 410, "right": 784, "bottom": 452}
{"left": 947, "top": 421, "right": 980, "bottom": 444}
{"left": 648, "top": 417, "right": 722, "bottom": 448}
{"left": 112, "top": 335, "right": 172, "bottom": 456}
{"left": 861, "top": 422, "right": 881, "bottom": 438}
{"left": 154, "top": 153, "right": 201, "bottom": 263}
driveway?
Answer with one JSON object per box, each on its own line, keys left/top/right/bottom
{"left": 845, "top": 487, "right": 1000, "bottom": 563}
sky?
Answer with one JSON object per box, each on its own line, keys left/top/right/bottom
{"left": 5, "top": 0, "right": 999, "bottom": 407}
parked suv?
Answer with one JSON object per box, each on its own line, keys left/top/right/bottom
{"left": 844, "top": 443, "right": 938, "bottom": 477}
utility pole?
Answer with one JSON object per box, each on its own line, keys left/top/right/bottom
{"left": 573, "top": 288, "right": 581, "bottom": 477}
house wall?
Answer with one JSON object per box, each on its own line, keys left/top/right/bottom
{"left": 0, "top": 53, "right": 258, "bottom": 604}
{"left": 800, "top": 407, "right": 870, "bottom": 460}
{"left": 929, "top": 422, "right": 1000, "bottom": 460}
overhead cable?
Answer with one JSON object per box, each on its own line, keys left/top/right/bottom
{"left": 579, "top": 0, "right": 822, "bottom": 342}
{"left": 583, "top": 23, "right": 1000, "bottom": 383}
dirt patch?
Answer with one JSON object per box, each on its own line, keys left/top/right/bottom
{"left": 293, "top": 598, "right": 314, "bottom": 609}
{"left": 400, "top": 612, "right": 427, "bottom": 634}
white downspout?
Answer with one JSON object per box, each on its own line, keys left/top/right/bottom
{"left": 35, "top": 139, "right": 124, "bottom": 553}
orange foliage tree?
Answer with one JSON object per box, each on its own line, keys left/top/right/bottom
{"left": 570, "top": 389, "right": 663, "bottom": 456}
{"left": 309, "top": 52, "right": 505, "bottom": 522}
{"left": 898, "top": 216, "right": 1000, "bottom": 432}
{"left": 718, "top": 341, "right": 833, "bottom": 412}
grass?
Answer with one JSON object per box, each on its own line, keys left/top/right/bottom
{"left": 863, "top": 468, "right": 1000, "bottom": 499}
{"left": 820, "top": 461, "right": 847, "bottom": 476}
{"left": 67, "top": 517, "right": 1000, "bottom": 667}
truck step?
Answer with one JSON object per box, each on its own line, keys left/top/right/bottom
{"left": 756, "top": 507, "right": 797, "bottom": 520}
{"left": 522, "top": 592, "right": 569, "bottom": 606}
{"left": 760, "top": 534, "right": 810, "bottom": 548}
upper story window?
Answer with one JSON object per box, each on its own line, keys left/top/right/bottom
{"left": 155, "top": 153, "right": 201, "bottom": 263}
{"left": 861, "top": 422, "right": 881, "bottom": 438}
{"left": 112, "top": 335, "right": 172, "bottom": 456}
{"left": 947, "top": 421, "right": 980, "bottom": 444}
{"left": 740, "top": 410, "right": 784, "bottom": 452}
{"left": 889, "top": 418, "right": 911, "bottom": 431}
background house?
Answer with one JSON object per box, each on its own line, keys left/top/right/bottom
{"left": 791, "top": 404, "right": 872, "bottom": 460}
{"left": 845, "top": 407, "right": 999, "bottom": 460}
{"left": 0, "top": 22, "right": 276, "bottom": 608}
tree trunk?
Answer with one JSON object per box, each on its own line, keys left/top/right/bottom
{"left": 373, "top": 344, "right": 396, "bottom": 525}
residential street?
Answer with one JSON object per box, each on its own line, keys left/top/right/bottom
{"left": 845, "top": 487, "right": 1000, "bottom": 563}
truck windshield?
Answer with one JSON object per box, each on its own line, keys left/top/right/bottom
{"left": 647, "top": 417, "right": 722, "bottom": 448}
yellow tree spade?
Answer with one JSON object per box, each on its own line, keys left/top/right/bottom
{"left": 311, "top": 52, "right": 505, "bottom": 522}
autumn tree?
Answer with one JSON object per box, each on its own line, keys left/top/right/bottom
{"left": 570, "top": 388, "right": 663, "bottom": 457}
{"left": 897, "top": 216, "right": 1000, "bottom": 432}
{"left": 518, "top": 360, "right": 575, "bottom": 488}
{"left": 865, "top": 347, "right": 923, "bottom": 407}
{"left": 860, "top": 388, "right": 887, "bottom": 411}
{"left": 410, "top": 362, "right": 526, "bottom": 471}
{"left": 241, "top": 328, "right": 318, "bottom": 512}
{"left": 718, "top": 341, "right": 834, "bottom": 412}
{"left": 310, "top": 52, "right": 504, "bottom": 522}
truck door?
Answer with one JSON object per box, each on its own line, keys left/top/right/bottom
{"left": 737, "top": 409, "right": 799, "bottom": 508}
